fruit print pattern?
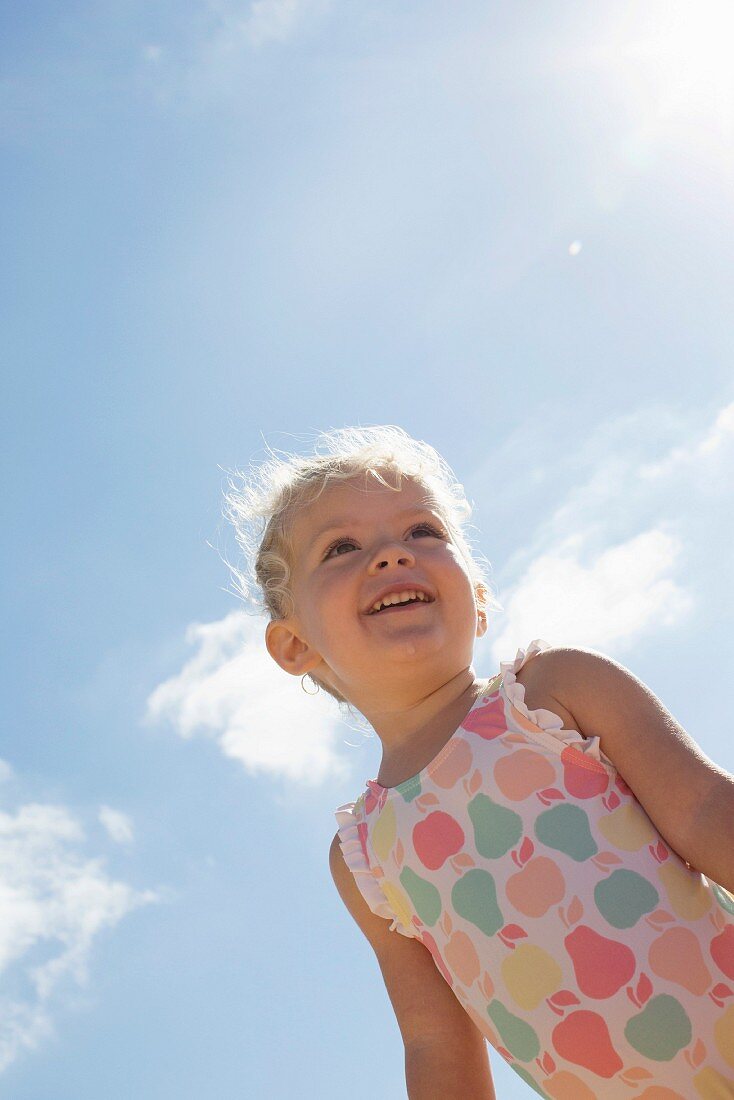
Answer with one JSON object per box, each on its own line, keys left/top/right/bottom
{"left": 335, "top": 640, "right": 734, "bottom": 1097}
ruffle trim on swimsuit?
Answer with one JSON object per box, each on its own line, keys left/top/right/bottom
{"left": 500, "top": 638, "right": 616, "bottom": 771}
{"left": 334, "top": 801, "right": 415, "bottom": 938}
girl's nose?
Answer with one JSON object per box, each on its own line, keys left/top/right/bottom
{"left": 368, "top": 542, "right": 417, "bottom": 571}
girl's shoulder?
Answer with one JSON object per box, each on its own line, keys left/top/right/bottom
{"left": 511, "top": 643, "right": 586, "bottom": 737}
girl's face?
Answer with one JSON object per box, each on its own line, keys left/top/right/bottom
{"left": 273, "top": 472, "right": 486, "bottom": 704}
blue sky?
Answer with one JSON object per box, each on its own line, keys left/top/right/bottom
{"left": 2, "top": 1, "right": 733, "bottom": 1096}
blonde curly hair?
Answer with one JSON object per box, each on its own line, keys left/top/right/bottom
{"left": 222, "top": 425, "right": 500, "bottom": 706}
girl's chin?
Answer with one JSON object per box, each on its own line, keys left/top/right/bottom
{"left": 369, "top": 637, "right": 454, "bottom": 662}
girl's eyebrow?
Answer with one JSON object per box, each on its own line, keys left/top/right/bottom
{"left": 307, "top": 519, "right": 352, "bottom": 553}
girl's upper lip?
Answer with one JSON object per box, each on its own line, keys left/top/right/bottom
{"left": 363, "top": 582, "right": 435, "bottom": 615}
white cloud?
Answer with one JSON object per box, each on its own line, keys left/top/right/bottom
{"left": 145, "top": 609, "right": 352, "bottom": 786}
{"left": 0, "top": 800, "right": 159, "bottom": 1073}
{"left": 490, "top": 527, "right": 693, "bottom": 660}
{"left": 481, "top": 399, "right": 734, "bottom": 665}
{"left": 98, "top": 806, "right": 134, "bottom": 846}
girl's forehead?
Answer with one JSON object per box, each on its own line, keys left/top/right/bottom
{"left": 300, "top": 474, "right": 436, "bottom": 519}
{"left": 286, "top": 476, "right": 441, "bottom": 551}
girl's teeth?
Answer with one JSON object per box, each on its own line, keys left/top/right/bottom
{"left": 371, "top": 591, "right": 428, "bottom": 613}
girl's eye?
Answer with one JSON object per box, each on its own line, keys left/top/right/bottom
{"left": 411, "top": 525, "right": 444, "bottom": 539}
{"left": 323, "top": 539, "right": 358, "bottom": 563}
{"left": 323, "top": 521, "right": 448, "bottom": 558}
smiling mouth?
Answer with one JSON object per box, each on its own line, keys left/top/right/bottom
{"left": 370, "top": 599, "right": 431, "bottom": 616}
{"left": 367, "top": 589, "right": 435, "bottom": 616}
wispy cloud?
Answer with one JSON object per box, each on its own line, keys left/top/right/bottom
{"left": 193, "top": 0, "right": 324, "bottom": 61}
{"left": 482, "top": 400, "right": 734, "bottom": 664}
{"left": 0, "top": 799, "right": 159, "bottom": 1073}
{"left": 145, "top": 609, "right": 353, "bottom": 786}
{"left": 639, "top": 400, "right": 734, "bottom": 477}
{"left": 135, "top": 0, "right": 332, "bottom": 107}
{"left": 98, "top": 806, "right": 134, "bottom": 846}
{"left": 240, "top": 0, "right": 321, "bottom": 48}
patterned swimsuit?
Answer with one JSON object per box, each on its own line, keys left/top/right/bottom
{"left": 335, "top": 640, "right": 734, "bottom": 1098}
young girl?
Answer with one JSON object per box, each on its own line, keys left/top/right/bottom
{"left": 225, "top": 425, "right": 734, "bottom": 1099}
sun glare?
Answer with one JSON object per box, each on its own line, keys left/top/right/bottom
{"left": 624, "top": 0, "right": 734, "bottom": 142}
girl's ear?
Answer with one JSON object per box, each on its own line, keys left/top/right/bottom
{"left": 265, "top": 619, "right": 321, "bottom": 677}
{"left": 475, "top": 583, "right": 489, "bottom": 638}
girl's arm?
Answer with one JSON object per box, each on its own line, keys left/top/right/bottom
{"left": 535, "top": 646, "right": 734, "bottom": 892}
{"left": 329, "top": 833, "right": 496, "bottom": 1099}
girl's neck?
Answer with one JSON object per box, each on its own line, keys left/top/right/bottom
{"left": 369, "top": 669, "right": 489, "bottom": 789}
